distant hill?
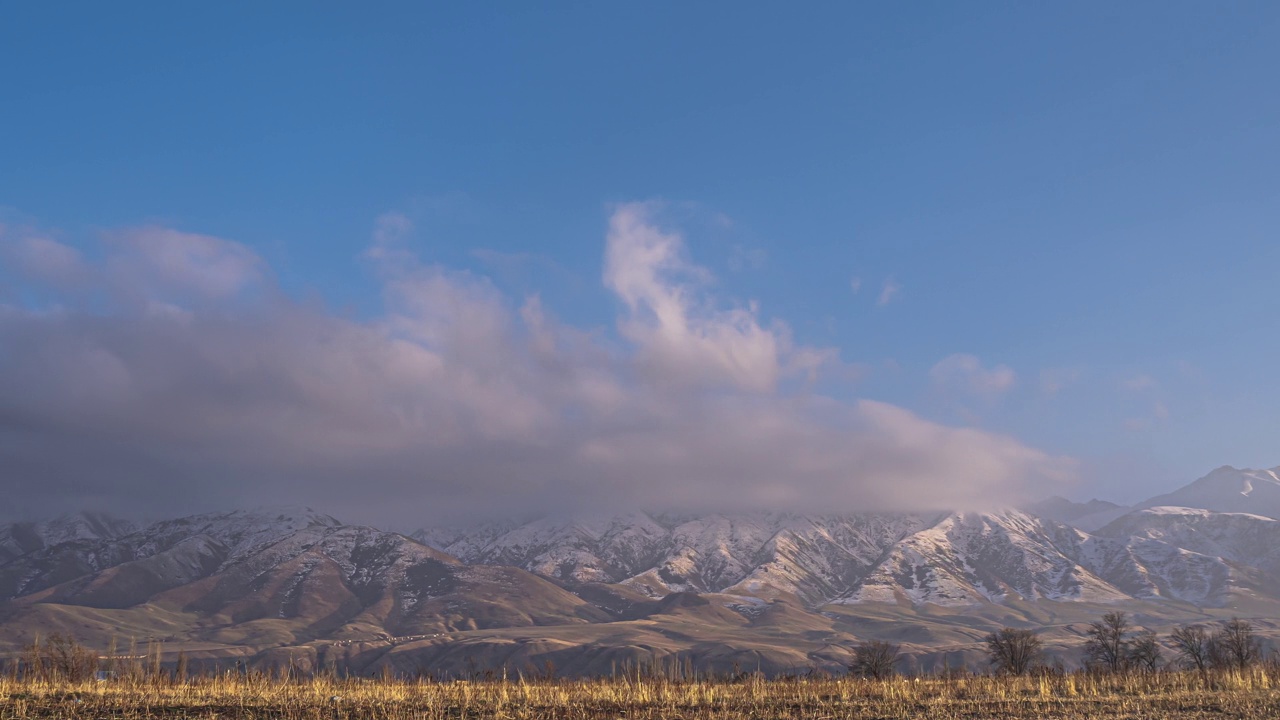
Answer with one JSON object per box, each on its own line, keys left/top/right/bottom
{"left": 1021, "top": 496, "right": 1128, "bottom": 531}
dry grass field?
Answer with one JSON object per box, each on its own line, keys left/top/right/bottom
{"left": 5, "top": 670, "right": 1280, "bottom": 719}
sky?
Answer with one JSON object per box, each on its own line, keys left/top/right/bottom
{"left": 1, "top": 2, "right": 1278, "bottom": 525}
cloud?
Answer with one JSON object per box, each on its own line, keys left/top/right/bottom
{"left": 105, "top": 227, "right": 265, "bottom": 301}
{"left": 876, "top": 276, "right": 901, "bottom": 306}
{"left": 3, "top": 235, "right": 88, "bottom": 288}
{"left": 603, "top": 203, "right": 791, "bottom": 393}
{"left": 930, "top": 353, "right": 1017, "bottom": 398}
{"left": 0, "top": 205, "right": 1071, "bottom": 525}
{"left": 849, "top": 275, "right": 862, "bottom": 294}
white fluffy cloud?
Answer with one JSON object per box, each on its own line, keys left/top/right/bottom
{"left": 604, "top": 204, "right": 789, "bottom": 393}
{"left": 0, "top": 206, "right": 1071, "bottom": 524}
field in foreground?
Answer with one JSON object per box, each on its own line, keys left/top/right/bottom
{"left": 5, "top": 671, "right": 1280, "bottom": 719}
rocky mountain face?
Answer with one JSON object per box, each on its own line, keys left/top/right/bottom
{"left": 4, "top": 465, "right": 1280, "bottom": 676}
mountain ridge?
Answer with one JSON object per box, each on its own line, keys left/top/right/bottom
{"left": 5, "top": 465, "right": 1280, "bottom": 676}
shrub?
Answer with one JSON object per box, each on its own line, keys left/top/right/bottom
{"left": 849, "top": 640, "right": 900, "bottom": 680}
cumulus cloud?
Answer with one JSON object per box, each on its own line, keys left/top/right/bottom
{"left": 930, "top": 353, "right": 1017, "bottom": 398}
{"left": 603, "top": 204, "right": 795, "bottom": 393}
{"left": 0, "top": 205, "right": 1071, "bottom": 525}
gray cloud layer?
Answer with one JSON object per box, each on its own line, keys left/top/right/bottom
{"left": 0, "top": 205, "right": 1072, "bottom": 525}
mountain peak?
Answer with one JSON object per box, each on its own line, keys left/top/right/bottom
{"left": 1136, "top": 465, "right": 1280, "bottom": 519}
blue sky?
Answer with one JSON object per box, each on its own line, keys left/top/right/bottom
{"left": 2, "top": 2, "right": 1279, "bottom": 518}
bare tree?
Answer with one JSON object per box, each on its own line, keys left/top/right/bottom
{"left": 1083, "top": 611, "right": 1132, "bottom": 673}
{"left": 1128, "top": 630, "right": 1162, "bottom": 672}
{"left": 984, "top": 628, "right": 1044, "bottom": 676}
{"left": 849, "top": 640, "right": 901, "bottom": 680}
{"left": 1212, "top": 617, "right": 1262, "bottom": 671}
{"left": 24, "top": 634, "right": 98, "bottom": 682}
{"left": 1170, "top": 624, "right": 1212, "bottom": 673}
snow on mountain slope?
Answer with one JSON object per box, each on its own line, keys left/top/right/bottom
{"left": 839, "top": 506, "right": 1270, "bottom": 608}
{"left": 415, "top": 512, "right": 672, "bottom": 584}
{"left": 0, "top": 512, "right": 136, "bottom": 564}
{"left": 10, "top": 467, "right": 1280, "bottom": 626}
{"left": 418, "top": 512, "right": 768, "bottom": 589}
{"left": 636, "top": 514, "right": 785, "bottom": 593}
{"left": 0, "top": 507, "right": 355, "bottom": 603}
{"left": 415, "top": 502, "right": 1280, "bottom": 610}
{"left": 417, "top": 512, "right": 936, "bottom": 604}
{"left": 1073, "top": 529, "right": 1236, "bottom": 605}
{"left": 0, "top": 507, "right": 604, "bottom": 641}
{"left": 1098, "top": 507, "right": 1280, "bottom": 567}
{"left": 722, "top": 514, "right": 934, "bottom": 604}
{"left": 1137, "top": 466, "right": 1280, "bottom": 519}
{"left": 1091, "top": 507, "right": 1280, "bottom": 595}
{"left": 837, "top": 510, "right": 1131, "bottom": 606}
{"left": 128, "top": 507, "right": 344, "bottom": 563}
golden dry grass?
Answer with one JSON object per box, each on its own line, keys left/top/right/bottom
{"left": 5, "top": 670, "right": 1280, "bottom": 719}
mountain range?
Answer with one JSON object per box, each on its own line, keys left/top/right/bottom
{"left": 3, "top": 465, "right": 1280, "bottom": 677}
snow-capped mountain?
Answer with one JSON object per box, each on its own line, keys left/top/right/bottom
{"left": 1097, "top": 506, "right": 1280, "bottom": 568}
{"left": 4, "top": 464, "right": 1280, "bottom": 677}
{"left": 430, "top": 509, "right": 1115, "bottom": 607}
{"left": 413, "top": 512, "right": 934, "bottom": 605}
{"left": 411, "top": 465, "right": 1280, "bottom": 611}
{"left": 1135, "top": 466, "right": 1280, "bottom": 519}
{"left": 838, "top": 510, "right": 1130, "bottom": 606}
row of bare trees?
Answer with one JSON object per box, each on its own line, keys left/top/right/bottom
{"left": 6, "top": 634, "right": 181, "bottom": 683}
{"left": 1080, "top": 612, "right": 1262, "bottom": 674}
{"left": 851, "top": 613, "right": 1267, "bottom": 678}
{"left": 1170, "top": 618, "right": 1262, "bottom": 672}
